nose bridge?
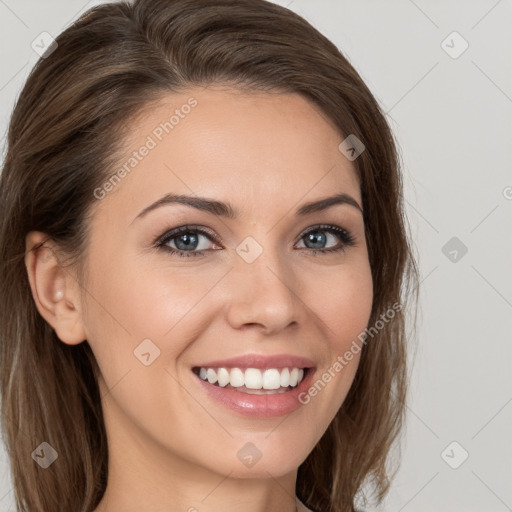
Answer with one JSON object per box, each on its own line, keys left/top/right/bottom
{"left": 226, "top": 236, "right": 298, "bottom": 332}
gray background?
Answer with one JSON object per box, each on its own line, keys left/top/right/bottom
{"left": 1, "top": 0, "right": 511, "bottom": 511}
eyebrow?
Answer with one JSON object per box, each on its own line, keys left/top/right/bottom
{"left": 133, "top": 192, "right": 363, "bottom": 222}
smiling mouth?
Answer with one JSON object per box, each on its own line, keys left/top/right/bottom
{"left": 192, "top": 366, "right": 310, "bottom": 394}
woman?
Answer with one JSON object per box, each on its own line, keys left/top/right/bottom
{"left": 0, "top": 1, "right": 418, "bottom": 511}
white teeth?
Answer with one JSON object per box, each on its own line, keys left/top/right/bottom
{"left": 206, "top": 368, "right": 218, "bottom": 384}
{"left": 217, "top": 367, "right": 230, "bottom": 387}
{"left": 262, "top": 369, "right": 281, "bottom": 390}
{"left": 280, "top": 368, "right": 290, "bottom": 387}
{"left": 229, "top": 368, "right": 244, "bottom": 387}
{"left": 245, "top": 368, "right": 263, "bottom": 389}
{"left": 196, "top": 366, "right": 306, "bottom": 390}
{"left": 289, "top": 368, "right": 299, "bottom": 387}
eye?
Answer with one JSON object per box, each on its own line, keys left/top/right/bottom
{"left": 295, "top": 224, "right": 356, "bottom": 255}
{"left": 156, "top": 225, "right": 219, "bottom": 258}
{"left": 155, "top": 223, "right": 356, "bottom": 258}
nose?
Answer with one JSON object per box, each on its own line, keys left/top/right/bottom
{"left": 225, "top": 251, "right": 299, "bottom": 335}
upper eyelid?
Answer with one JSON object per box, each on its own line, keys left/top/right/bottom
{"left": 157, "top": 225, "right": 218, "bottom": 245}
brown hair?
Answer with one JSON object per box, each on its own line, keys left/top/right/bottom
{"left": 0, "top": 1, "right": 418, "bottom": 511}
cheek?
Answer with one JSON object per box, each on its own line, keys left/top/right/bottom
{"left": 309, "top": 262, "right": 373, "bottom": 350}
{"left": 81, "top": 249, "right": 229, "bottom": 367}
{"left": 299, "top": 261, "right": 373, "bottom": 419}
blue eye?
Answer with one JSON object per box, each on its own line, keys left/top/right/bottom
{"left": 297, "top": 225, "right": 356, "bottom": 255}
{"left": 156, "top": 225, "right": 219, "bottom": 258}
{"left": 155, "top": 224, "right": 355, "bottom": 258}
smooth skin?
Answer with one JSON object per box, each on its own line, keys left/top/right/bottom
{"left": 25, "top": 86, "right": 373, "bottom": 512}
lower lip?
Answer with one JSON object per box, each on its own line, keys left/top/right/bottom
{"left": 193, "top": 368, "right": 316, "bottom": 418}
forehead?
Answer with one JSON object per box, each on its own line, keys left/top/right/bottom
{"left": 94, "top": 86, "right": 361, "bottom": 221}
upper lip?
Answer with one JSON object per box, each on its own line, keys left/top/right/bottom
{"left": 193, "top": 353, "right": 315, "bottom": 370}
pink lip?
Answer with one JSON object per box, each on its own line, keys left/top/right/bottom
{"left": 193, "top": 367, "right": 316, "bottom": 418}
{"left": 192, "top": 362, "right": 317, "bottom": 419}
{"left": 192, "top": 353, "right": 315, "bottom": 370}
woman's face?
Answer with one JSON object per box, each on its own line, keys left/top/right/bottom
{"left": 79, "top": 86, "right": 373, "bottom": 481}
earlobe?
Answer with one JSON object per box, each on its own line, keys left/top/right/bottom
{"left": 24, "top": 231, "right": 87, "bottom": 345}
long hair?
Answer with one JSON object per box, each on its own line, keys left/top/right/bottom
{"left": 0, "top": 1, "right": 419, "bottom": 511}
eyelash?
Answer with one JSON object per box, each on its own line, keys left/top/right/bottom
{"left": 155, "top": 224, "right": 356, "bottom": 258}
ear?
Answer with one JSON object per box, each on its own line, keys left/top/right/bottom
{"left": 24, "top": 231, "right": 87, "bottom": 345}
